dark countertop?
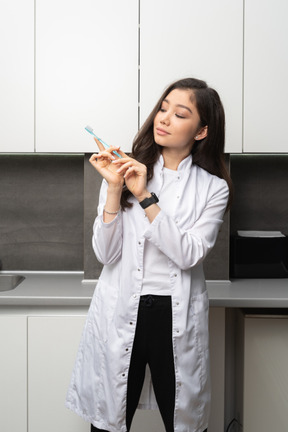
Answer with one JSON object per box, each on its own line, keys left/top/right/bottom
{"left": 0, "top": 271, "right": 287, "bottom": 308}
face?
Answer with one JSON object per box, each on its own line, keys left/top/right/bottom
{"left": 153, "top": 89, "right": 207, "bottom": 154}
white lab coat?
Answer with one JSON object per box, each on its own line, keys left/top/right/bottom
{"left": 66, "top": 154, "right": 229, "bottom": 432}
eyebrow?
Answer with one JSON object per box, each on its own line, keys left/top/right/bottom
{"left": 163, "top": 98, "right": 192, "bottom": 114}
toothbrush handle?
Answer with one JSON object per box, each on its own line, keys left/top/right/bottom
{"left": 99, "top": 138, "right": 122, "bottom": 159}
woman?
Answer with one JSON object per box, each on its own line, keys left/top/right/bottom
{"left": 66, "top": 78, "right": 233, "bottom": 432}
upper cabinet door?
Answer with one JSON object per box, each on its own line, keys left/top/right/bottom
{"left": 140, "top": 0, "right": 243, "bottom": 154}
{"left": 36, "top": 0, "right": 138, "bottom": 153}
{"left": 0, "top": 0, "right": 34, "bottom": 153}
{"left": 244, "top": 0, "right": 288, "bottom": 153}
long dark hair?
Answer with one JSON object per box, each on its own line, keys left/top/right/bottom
{"left": 121, "top": 77, "right": 233, "bottom": 210}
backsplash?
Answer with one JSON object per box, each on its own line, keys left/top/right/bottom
{"left": 0, "top": 154, "right": 84, "bottom": 270}
{"left": 3, "top": 153, "right": 286, "bottom": 280}
{"left": 83, "top": 154, "right": 103, "bottom": 279}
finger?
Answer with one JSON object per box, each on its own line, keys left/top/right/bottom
{"left": 112, "top": 156, "right": 131, "bottom": 163}
{"left": 93, "top": 137, "right": 105, "bottom": 152}
{"left": 89, "top": 153, "right": 99, "bottom": 163}
{"left": 115, "top": 160, "right": 135, "bottom": 173}
{"left": 98, "top": 149, "right": 117, "bottom": 161}
{"left": 117, "top": 148, "right": 129, "bottom": 158}
{"left": 112, "top": 157, "right": 134, "bottom": 168}
{"left": 107, "top": 146, "right": 123, "bottom": 159}
{"left": 101, "top": 145, "right": 127, "bottom": 160}
{"left": 123, "top": 166, "right": 136, "bottom": 178}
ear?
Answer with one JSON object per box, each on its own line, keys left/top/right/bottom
{"left": 195, "top": 125, "right": 208, "bottom": 141}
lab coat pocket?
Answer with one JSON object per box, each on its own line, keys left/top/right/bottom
{"left": 90, "top": 280, "right": 119, "bottom": 343}
{"left": 191, "top": 290, "right": 209, "bottom": 353}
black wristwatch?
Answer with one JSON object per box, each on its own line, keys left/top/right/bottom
{"left": 139, "top": 192, "right": 159, "bottom": 209}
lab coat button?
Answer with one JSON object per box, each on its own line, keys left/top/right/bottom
{"left": 133, "top": 294, "right": 137, "bottom": 299}
{"left": 174, "top": 273, "right": 177, "bottom": 277}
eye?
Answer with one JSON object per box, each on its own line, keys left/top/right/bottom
{"left": 175, "top": 113, "right": 185, "bottom": 119}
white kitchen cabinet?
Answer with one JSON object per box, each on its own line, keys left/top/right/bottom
{"left": 0, "top": 316, "right": 27, "bottom": 432}
{"left": 36, "top": 0, "right": 138, "bottom": 153}
{"left": 243, "top": 315, "right": 288, "bottom": 431}
{"left": 28, "top": 315, "right": 88, "bottom": 432}
{"left": 0, "top": 306, "right": 226, "bottom": 432}
{"left": 244, "top": 0, "right": 288, "bottom": 152}
{"left": 140, "top": 0, "right": 243, "bottom": 154}
{"left": 0, "top": 0, "right": 34, "bottom": 152}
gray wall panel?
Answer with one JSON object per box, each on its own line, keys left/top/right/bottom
{"left": 0, "top": 154, "right": 84, "bottom": 271}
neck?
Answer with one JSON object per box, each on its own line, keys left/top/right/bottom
{"left": 162, "top": 148, "right": 191, "bottom": 170}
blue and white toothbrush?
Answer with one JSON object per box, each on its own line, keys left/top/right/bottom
{"left": 85, "top": 125, "right": 122, "bottom": 158}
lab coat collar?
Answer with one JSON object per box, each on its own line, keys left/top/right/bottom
{"left": 157, "top": 153, "right": 193, "bottom": 172}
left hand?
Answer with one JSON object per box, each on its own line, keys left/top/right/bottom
{"left": 89, "top": 138, "right": 128, "bottom": 188}
{"left": 112, "top": 157, "right": 148, "bottom": 201}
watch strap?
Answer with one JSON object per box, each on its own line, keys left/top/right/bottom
{"left": 139, "top": 192, "right": 159, "bottom": 209}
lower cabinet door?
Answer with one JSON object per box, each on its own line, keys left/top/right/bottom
{"left": 28, "top": 316, "right": 89, "bottom": 432}
{"left": 0, "top": 316, "right": 27, "bottom": 432}
{"left": 27, "top": 310, "right": 226, "bottom": 432}
{"left": 244, "top": 316, "right": 288, "bottom": 431}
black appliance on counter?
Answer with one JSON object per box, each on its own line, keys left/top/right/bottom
{"left": 230, "top": 231, "right": 288, "bottom": 278}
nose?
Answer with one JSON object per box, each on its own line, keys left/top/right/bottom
{"left": 160, "top": 112, "right": 170, "bottom": 125}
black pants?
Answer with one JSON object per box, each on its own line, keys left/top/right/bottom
{"left": 91, "top": 294, "right": 176, "bottom": 432}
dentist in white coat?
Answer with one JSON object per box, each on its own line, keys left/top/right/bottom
{"left": 66, "top": 77, "right": 233, "bottom": 432}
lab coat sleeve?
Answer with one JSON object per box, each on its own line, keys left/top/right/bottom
{"left": 144, "top": 178, "right": 229, "bottom": 270}
{"left": 92, "top": 180, "right": 123, "bottom": 265}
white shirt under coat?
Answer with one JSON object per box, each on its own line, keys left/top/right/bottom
{"left": 66, "top": 154, "right": 229, "bottom": 432}
{"left": 142, "top": 166, "right": 180, "bottom": 295}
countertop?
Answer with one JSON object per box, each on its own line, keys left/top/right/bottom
{"left": 0, "top": 271, "right": 288, "bottom": 308}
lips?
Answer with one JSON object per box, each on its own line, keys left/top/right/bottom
{"left": 156, "top": 127, "right": 170, "bottom": 136}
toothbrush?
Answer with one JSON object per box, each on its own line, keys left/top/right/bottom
{"left": 85, "top": 125, "right": 122, "bottom": 158}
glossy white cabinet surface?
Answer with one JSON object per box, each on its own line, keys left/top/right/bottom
{"left": 0, "top": 280, "right": 227, "bottom": 432}
{"left": 0, "top": 0, "right": 34, "bottom": 152}
{"left": 244, "top": 316, "right": 288, "bottom": 431}
{"left": 36, "top": 0, "right": 138, "bottom": 153}
{"left": 244, "top": 0, "right": 288, "bottom": 152}
{"left": 28, "top": 315, "right": 89, "bottom": 432}
{"left": 0, "top": 316, "right": 27, "bottom": 432}
{"left": 140, "top": 0, "right": 243, "bottom": 153}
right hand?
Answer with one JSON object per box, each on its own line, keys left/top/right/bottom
{"left": 89, "top": 138, "right": 127, "bottom": 188}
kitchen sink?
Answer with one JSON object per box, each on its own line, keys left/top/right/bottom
{"left": 0, "top": 274, "right": 25, "bottom": 292}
